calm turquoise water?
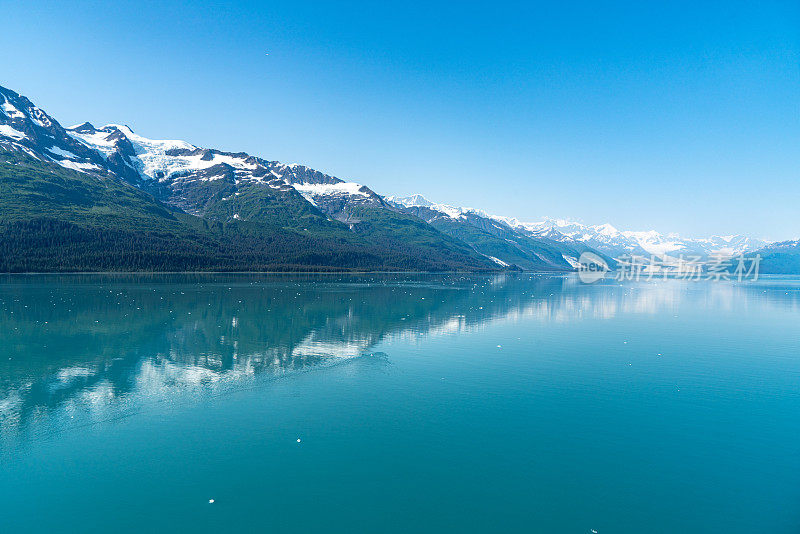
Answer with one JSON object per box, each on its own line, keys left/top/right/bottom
{"left": 1, "top": 273, "right": 799, "bottom": 533}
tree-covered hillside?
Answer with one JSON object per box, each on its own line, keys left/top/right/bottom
{"left": 0, "top": 151, "right": 496, "bottom": 272}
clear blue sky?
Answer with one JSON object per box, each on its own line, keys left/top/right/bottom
{"left": 3, "top": 1, "right": 798, "bottom": 240}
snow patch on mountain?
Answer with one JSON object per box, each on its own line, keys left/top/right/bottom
{"left": 621, "top": 230, "right": 685, "bottom": 255}
{"left": 386, "top": 195, "right": 489, "bottom": 220}
{"left": 46, "top": 146, "right": 79, "bottom": 160}
{"left": 0, "top": 124, "right": 26, "bottom": 140}
{"left": 293, "top": 182, "right": 369, "bottom": 199}
{"left": 27, "top": 107, "right": 53, "bottom": 128}
{"left": 486, "top": 256, "right": 509, "bottom": 267}
{"left": 1, "top": 100, "right": 25, "bottom": 120}
{"left": 398, "top": 194, "right": 435, "bottom": 208}
{"left": 56, "top": 160, "right": 103, "bottom": 173}
{"left": 66, "top": 129, "right": 118, "bottom": 158}
{"left": 561, "top": 254, "right": 581, "bottom": 268}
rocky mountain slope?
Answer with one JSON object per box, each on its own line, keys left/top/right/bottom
{"left": 754, "top": 240, "right": 800, "bottom": 274}
{"left": 386, "top": 196, "right": 613, "bottom": 271}
{"left": 390, "top": 195, "right": 770, "bottom": 261}
{"left": 0, "top": 85, "right": 497, "bottom": 272}
{"left": 1, "top": 82, "right": 785, "bottom": 273}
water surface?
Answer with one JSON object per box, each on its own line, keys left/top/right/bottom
{"left": 1, "top": 273, "right": 799, "bottom": 533}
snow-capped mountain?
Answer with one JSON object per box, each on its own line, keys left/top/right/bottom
{"left": 1, "top": 84, "right": 386, "bottom": 225}
{"left": 0, "top": 87, "right": 112, "bottom": 175}
{"left": 63, "top": 122, "right": 387, "bottom": 223}
{"left": 503, "top": 218, "right": 769, "bottom": 258}
{"left": 755, "top": 239, "right": 800, "bottom": 274}
{"left": 0, "top": 83, "right": 502, "bottom": 272}
{"left": 0, "top": 82, "right": 777, "bottom": 273}
{"left": 387, "top": 195, "right": 487, "bottom": 220}
{"left": 386, "top": 195, "right": 614, "bottom": 271}
{"left": 390, "top": 195, "right": 769, "bottom": 259}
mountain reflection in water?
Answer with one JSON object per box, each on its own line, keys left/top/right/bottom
{"left": 1, "top": 273, "right": 798, "bottom": 443}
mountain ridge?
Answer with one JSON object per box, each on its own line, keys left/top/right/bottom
{"left": 1, "top": 82, "right": 794, "bottom": 273}
{"left": 388, "top": 194, "right": 772, "bottom": 259}
{"left": 0, "top": 84, "right": 500, "bottom": 272}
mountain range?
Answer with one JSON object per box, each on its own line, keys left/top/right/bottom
{"left": 387, "top": 196, "right": 770, "bottom": 259}
{"left": 0, "top": 83, "right": 795, "bottom": 273}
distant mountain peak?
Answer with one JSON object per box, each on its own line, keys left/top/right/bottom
{"left": 389, "top": 194, "right": 435, "bottom": 208}
{"left": 69, "top": 121, "right": 96, "bottom": 133}
{"left": 392, "top": 192, "right": 771, "bottom": 258}
{"left": 593, "top": 222, "right": 620, "bottom": 236}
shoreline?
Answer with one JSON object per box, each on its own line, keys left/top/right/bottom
{"left": 0, "top": 269, "right": 565, "bottom": 276}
